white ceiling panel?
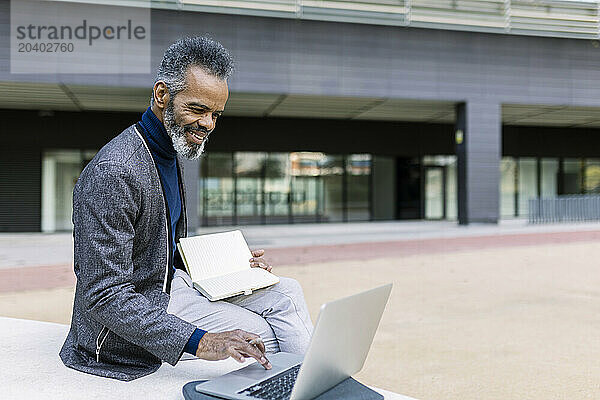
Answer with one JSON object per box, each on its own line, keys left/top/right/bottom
{"left": 0, "top": 82, "right": 78, "bottom": 111}
{"left": 224, "top": 92, "right": 282, "bottom": 117}
{"left": 503, "top": 104, "right": 600, "bottom": 127}
{"left": 68, "top": 85, "right": 151, "bottom": 112}
{"left": 355, "top": 99, "right": 456, "bottom": 122}
{"left": 3, "top": 81, "right": 600, "bottom": 128}
{"left": 268, "top": 94, "right": 382, "bottom": 119}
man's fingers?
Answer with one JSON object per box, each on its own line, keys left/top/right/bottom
{"left": 251, "top": 249, "right": 265, "bottom": 257}
{"left": 250, "top": 261, "right": 271, "bottom": 271}
{"left": 236, "top": 331, "right": 271, "bottom": 369}
{"left": 226, "top": 347, "right": 245, "bottom": 363}
{"left": 249, "top": 251, "right": 273, "bottom": 272}
{"left": 252, "top": 338, "right": 266, "bottom": 353}
{"left": 240, "top": 342, "right": 271, "bottom": 370}
{"left": 198, "top": 331, "right": 271, "bottom": 367}
{"left": 241, "top": 332, "right": 266, "bottom": 353}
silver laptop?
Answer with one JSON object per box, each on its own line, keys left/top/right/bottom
{"left": 194, "top": 283, "right": 393, "bottom": 400}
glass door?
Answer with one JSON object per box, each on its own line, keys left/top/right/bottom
{"left": 424, "top": 166, "right": 445, "bottom": 220}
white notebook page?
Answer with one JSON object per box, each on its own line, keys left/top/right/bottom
{"left": 179, "top": 230, "right": 254, "bottom": 280}
{"left": 197, "top": 268, "right": 279, "bottom": 298}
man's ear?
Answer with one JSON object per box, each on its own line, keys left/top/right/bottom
{"left": 152, "top": 81, "right": 170, "bottom": 110}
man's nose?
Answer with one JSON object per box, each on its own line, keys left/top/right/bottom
{"left": 196, "top": 113, "right": 214, "bottom": 131}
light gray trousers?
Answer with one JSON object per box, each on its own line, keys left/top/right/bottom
{"left": 167, "top": 269, "right": 314, "bottom": 355}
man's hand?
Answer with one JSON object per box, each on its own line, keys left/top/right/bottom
{"left": 249, "top": 249, "right": 272, "bottom": 272}
{"left": 195, "top": 329, "right": 272, "bottom": 369}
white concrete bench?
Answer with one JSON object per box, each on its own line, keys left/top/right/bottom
{"left": 0, "top": 317, "right": 414, "bottom": 399}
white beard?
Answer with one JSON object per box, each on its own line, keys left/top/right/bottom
{"left": 163, "top": 101, "right": 209, "bottom": 160}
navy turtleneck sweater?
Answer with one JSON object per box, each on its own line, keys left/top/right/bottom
{"left": 138, "top": 106, "right": 205, "bottom": 356}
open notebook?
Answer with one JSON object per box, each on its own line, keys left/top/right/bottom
{"left": 177, "top": 230, "right": 280, "bottom": 301}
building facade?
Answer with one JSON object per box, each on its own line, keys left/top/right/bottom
{"left": 2, "top": 0, "right": 600, "bottom": 232}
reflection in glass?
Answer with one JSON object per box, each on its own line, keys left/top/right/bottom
{"left": 236, "top": 152, "right": 266, "bottom": 224}
{"left": 346, "top": 154, "right": 371, "bottom": 221}
{"left": 319, "top": 154, "right": 344, "bottom": 223}
{"left": 290, "top": 152, "right": 320, "bottom": 223}
{"left": 425, "top": 168, "right": 444, "bottom": 219}
{"left": 541, "top": 158, "right": 558, "bottom": 198}
{"left": 584, "top": 159, "right": 600, "bottom": 194}
{"left": 42, "top": 149, "right": 97, "bottom": 232}
{"left": 265, "top": 153, "right": 291, "bottom": 223}
{"left": 202, "top": 153, "right": 234, "bottom": 226}
{"left": 500, "top": 157, "right": 516, "bottom": 217}
{"left": 518, "top": 158, "right": 537, "bottom": 217}
{"left": 563, "top": 158, "right": 582, "bottom": 194}
{"left": 198, "top": 151, "right": 372, "bottom": 226}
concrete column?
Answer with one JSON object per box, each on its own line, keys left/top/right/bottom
{"left": 455, "top": 100, "right": 501, "bottom": 224}
{"left": 182, "top": 158, "right": 200, "bottom": 234}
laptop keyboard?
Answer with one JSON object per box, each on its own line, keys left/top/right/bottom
{"left": 238, "top": 364, "right": 301, "bottom": 400}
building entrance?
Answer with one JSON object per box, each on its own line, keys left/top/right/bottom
{"left": 424, "top": 166, "right": 446, "bottom": 220}
{"left": 395, "top": 156, "right": 457, "bottom": 221}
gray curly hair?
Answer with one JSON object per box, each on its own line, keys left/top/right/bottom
{"left": 151, "top": 36, "right": 234, "bottom": 105}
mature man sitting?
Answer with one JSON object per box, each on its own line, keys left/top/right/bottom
{"left": 59, "top": 36, "right": 314, "bottom": 381}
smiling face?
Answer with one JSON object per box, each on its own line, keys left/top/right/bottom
{"left": 152, "top": 65, "right": 229, "bottom": 159}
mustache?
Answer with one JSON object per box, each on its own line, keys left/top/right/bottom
{"left": 184, "top": 124, "right": 213, "bottom": 136}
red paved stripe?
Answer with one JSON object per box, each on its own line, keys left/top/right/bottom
{"left": 263, "top": 230, "right": 600, "bottom": 267}
{"left": 2, "top": 230, "right": 600, "bottom": 293}
{"left": 0, "top": 264, "right": 75, "bottom": 293}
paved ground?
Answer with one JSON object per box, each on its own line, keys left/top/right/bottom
{"left": 1, "top": 221, "right": 600, "bottom": 399}
{"left": 5, "top": 219, "right": 600, "bottom": 269}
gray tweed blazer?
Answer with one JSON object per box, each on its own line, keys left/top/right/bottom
{"left": 59, "top": 124, "right": 197, "bottom": 381}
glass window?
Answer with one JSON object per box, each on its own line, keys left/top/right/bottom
{"left": 201, "top": 153, "right": 234, "bottom": 226}
{"left": 235, "top": 152, "right": 266, "bottom": 225}
{"left": 541, "top": 158, "right": 559, "bottom": 198}
{"left": 346, "top": 154, "right": 371, "bottom": 222}
{"left": 518, "top": 158, "right": 537, "bottom": 217}
{"left": 264, "top": 153, "right": 291, "bottom": 224}
{"left": 500, "top": 157, "right": 516, "bottom": 217}
{"left": 563, "top": 158, "right": 582, "bottom": 195}
{"left": 584, "top": 159, "right": 600, "bottom": 194}
{"left": 42, "top": 149, "right": 97, "bottom": 232}
{"left": 197, "top": 151, "right": 378, "bottom": 226}
{"left": 319, "top": 154, "right": 344, "bottom": 223}
{"left": 290, "top": 152, "right": 321, "bottom": 223}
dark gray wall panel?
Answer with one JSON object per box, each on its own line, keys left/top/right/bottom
{"left": 0, "top": 146, "right": 41, "bottom": 231}
{"left": 464, "top": 101, "right": 501, "bottom": 223}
